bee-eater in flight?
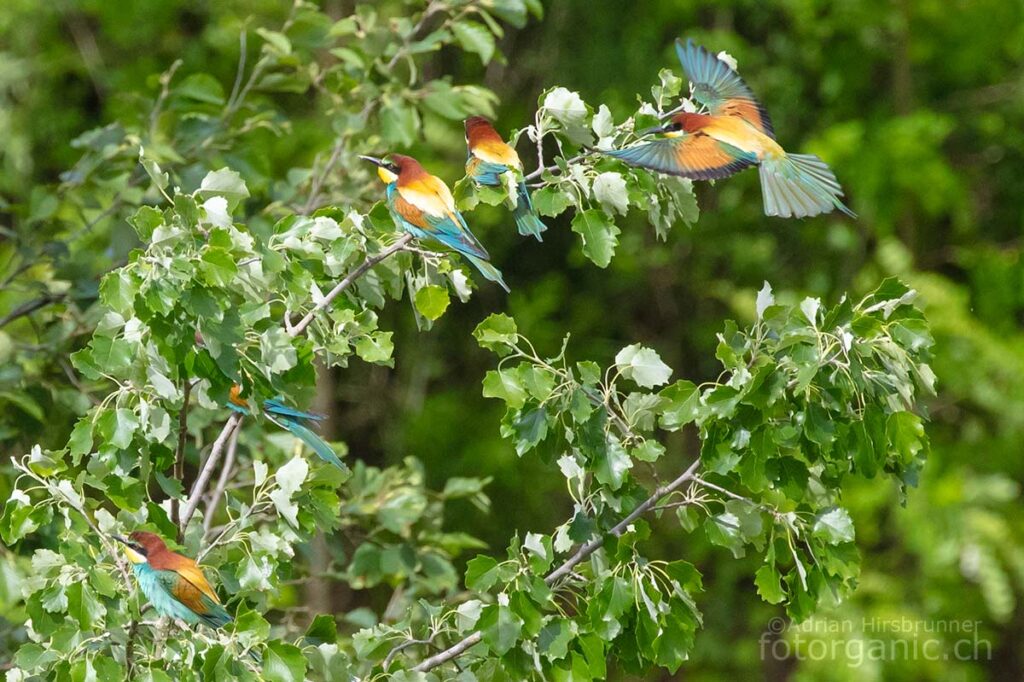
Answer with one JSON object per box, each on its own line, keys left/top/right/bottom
{"left": 115, "top": 531, "right": 232, "bottom": 629}
{"left": 227, "top": 384, "right": 345, "bottom": 470}
{"left": 359, "top": 153, "right": 510, "bottom": 292}
{"left": 463, "top": 116, "right": 547, "bottom": 241}
{"left": 606, "top": 39, "right": 854, "bottom": 219}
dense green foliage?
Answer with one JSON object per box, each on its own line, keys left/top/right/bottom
{"left": 0, "top": 0, "right": 1020, "bottom": 680}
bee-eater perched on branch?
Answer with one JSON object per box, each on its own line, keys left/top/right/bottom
{"left": 360, "top": 153, "right": 510, "bottom": 292}
{"left": 464, "top": 116, "right": 547, "bottom": 241}
{"left": 227, "top": 384, "right": 345, "bottom": 470}
{"left": 605, "top": 39, "right": 855, "bottom": 219}
{"left": 115, "top": 531, "right": 232, "bottom": 629}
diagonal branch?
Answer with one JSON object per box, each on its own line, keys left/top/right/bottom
{"left": 288, "top": 233, "right": 413, "bottom": 338}
{"left": 179, "top": 413, "right": 243, "bottom": 531}
{"left": 411, "top": 457, "right": 703, "bottom": 673}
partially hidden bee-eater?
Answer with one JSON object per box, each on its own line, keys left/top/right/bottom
{"left": 359, "top": 154, "right": 510, "bottom": 292}
{"left": 115, "top": 531, "right": 232, "bottom": 628}
{"left": 606, "top": 39, "right": 854, "bottom": 219}
{"left": 463, "top": 116, "right": 547, "bottom": 241}
{"left": 227, "top": 384, "right": 344, "bottom": 470}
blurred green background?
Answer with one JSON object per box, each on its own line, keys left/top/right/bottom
{"left": 2, "top": 0, "right": 1023, "bottom": 679}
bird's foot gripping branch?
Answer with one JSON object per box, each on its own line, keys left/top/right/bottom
{"left": 366, "top": 278, "right": 935, "bottom": 676}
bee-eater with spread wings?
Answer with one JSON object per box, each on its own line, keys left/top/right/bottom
{"left": 464, "top": 116, "right": 547, "bottom": 241}
{"left": 115, "top": 531, "right": 232, "bottom": 629}
{"left": 606, "top": 39, "right": 854, "bottom": 219}
{"left": 226, "top": 384, "right": 344, "bottom": 471}
{"left": 360, "top": 153, "right": 509, "bottom": 292}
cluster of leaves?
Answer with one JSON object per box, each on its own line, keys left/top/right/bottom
{"left": 344, "top": 279, "right": 934, "bottom": 678}
{"left": 0, "top": 1, "right": 937, "bottom": 681}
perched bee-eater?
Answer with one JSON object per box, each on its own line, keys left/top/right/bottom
{"left": 463, "top": 116, "right": 547, "bottom": 241}
{"left": 359, "top": 153, "right": 509, "bottom": 292}
{"left": 227, "top": 384, "right": 344, "bottom": 470}
{"left": 606, "top": 39, "right": 854, "bottom": 219}
{"left": 115, "top": 531, "right": 232, "bottom": 628}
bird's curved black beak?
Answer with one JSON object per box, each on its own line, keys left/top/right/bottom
{"left": 358, "top": 155, "right": 385, "bottom": 167}
{"left": 639, "top": 123, "right": 672, "bottom": 136}
{"left": 112, "top": 535, "right": 130, "bottom": 546}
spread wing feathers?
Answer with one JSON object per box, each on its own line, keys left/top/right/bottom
{"left": 467, "top": 157, "right": 515, "bottom": 186}
{"left": 606, "top": 134, "right": 756, "bottom": 180}
{"left": 471, "top": 140, "right": 522, "bottom": 169}
{"left": 675, "top": 39, "right": 775, "bottom": 139}
{"left": 393, "top": 192, "right": 489, "bottom": 259}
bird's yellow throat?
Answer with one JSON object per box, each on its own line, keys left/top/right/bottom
{"left": 377, "top": 166, "right": 398, "bottom": 184}
{"left": 122, "top": 546, "right": 147, "bottom": 564}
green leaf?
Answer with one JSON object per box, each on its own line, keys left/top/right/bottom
{"left": 812, "top": 507, "right": 855, "bottom": 545}
{"left": 199, "top": 247, "right": 237, "bottom": 287}
{"left": 482, "top": 369, "right": 527, "bottom": 408}
{"left": 705, "top": 512, "right": 746, "bottom": 558}
{"left": 452, "top": 20, "right": 496, "bottom": 64}
{"left": 538, "top": 618, "right": 575, "bottom": 661}
{"left": 256, "top": 27, "right": 292, "bottom": 55}
{"left": 614, "top": 343, "right": 672, "bottom": 388}
{"left": 198, "top": 167, "right": 250, "bottom": 209}
{"left": 571, "top": 209, "right": 620, "bottom": 268}
{"left": 111, "top": 408, "right": 139, "bottom": 448}
{"left": 355, "top": 331, "right": 394, "bottom": 364}
{"left": 479, "top": 603, "right": 523, "bottom": 655}
{"left": 414, "top": 285, "right": 451, "bottom": 321}
{"left": 659, "top": 380, "right": 700, "bottom": 429}
{"left": 175, "top": 73, "right": 225, "bottom": 104}
{"left": 532, "top": 186, "right": 574, "bottom": 218}
{"left": 260, "top": 328, "right": 298, "bottom": 374}
{"left": 465, "top": 555, "right": 500, "bottom": 591}
{"left": 755, "top": 563, "right": 786, "bottom": 604}
{"left": 594, "top": 439, "right": 632, "bottom": 490}
{"left": 264, "top": 641, "right": 306, "bottom": 682}
{"left": 473, "top": 313, "right": 518, "bottom": 354}
{"left": 513, "top": 407, "right": 549, "bottom": 456}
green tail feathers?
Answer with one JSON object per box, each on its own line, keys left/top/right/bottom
{"left": 199, "top": 601, "right": 233, "bottom": 629}
{"left": 759, "top": 153, "right": 856, "bottom": 219}
{"left": 466, "top": 254, "right": 511, "bottom": 292}
{"left": 284, "top": 420, "right": 346, "bottom": 471}
{"left": 513, "top": 181, "right": 547, "bottom": 241}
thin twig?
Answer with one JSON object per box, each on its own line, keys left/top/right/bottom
{"left": 0, "top": 294, "right": 65, "bottom": 329}
{"left": 386, "top": 1, "right": 444, "bottom": 70}
{"left": 288, "top": 233, "right": 413, "bottom": 337}
{"left": 383, "top": 633, "right": 438, "bottom": 670}
{"left": 412, "top": 458, "right": 703, "bottom": 673}
{"left": 203, "top": 426, "right": 240, "bottom": 537}
{"left": 523, "top": 151, "right": 593, "bottom": 182}
{"left": 179, "top": 414, "right": 243, "bottom": 531}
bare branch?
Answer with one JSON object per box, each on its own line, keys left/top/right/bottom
{"left": 179, "top": 413, "right": 243, "bottom": 531}
{"left": 412, "top": 457, "right": 703, "bottom": 673}
{"left": 203, "top": 424, "right": 240, "bottom": 537}
{"left": 288, "top": 233, "right": 414, "bottom": 338}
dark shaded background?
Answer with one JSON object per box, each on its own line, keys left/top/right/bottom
{"left": 2, "top": 0, "right": 1023, "bottom": 679}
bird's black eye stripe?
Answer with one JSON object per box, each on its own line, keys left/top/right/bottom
{"left": 131, "top": 543, "right": 146, "bottom": 555}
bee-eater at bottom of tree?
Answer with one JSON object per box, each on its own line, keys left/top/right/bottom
{"left": 115, "top": 531, "right": 232, "bottom": 628}
{"left": 227, "top": 384, "right": 344, "bottom": 470}
{"left": 464, "top": 116, "right": 547, "bottom": 241}
{"left": 604, "top": 39, "right": 854, "bottom": 219}
{"left": 359, "top": 153, "right": 510, "bottom": 292}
